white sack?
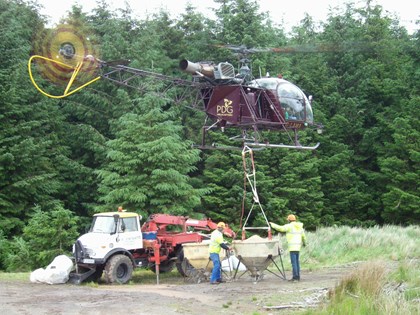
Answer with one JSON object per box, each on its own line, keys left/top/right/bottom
{"left": 221, "top": 255, "right": 247, "bottom": 272}
{"left": 30, "top": 255, "right": 73, "bottom": 284}
{"left": 30, "top": 268, "right": 48, "bottom": 283}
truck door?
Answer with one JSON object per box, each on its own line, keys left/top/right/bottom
{"left": 117, "top": 217, "right": 143, "bottom": 250}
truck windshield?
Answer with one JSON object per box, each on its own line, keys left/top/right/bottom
{"left": 90, "top": 216, "right": 116, "bottom": 233}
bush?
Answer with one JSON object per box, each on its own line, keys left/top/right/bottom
{"left": 1, "top": 204, "right": 79, "bottom": 271}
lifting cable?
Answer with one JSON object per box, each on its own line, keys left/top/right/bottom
{"left": 240, "top": 145, "right": 272, "bottom": 240}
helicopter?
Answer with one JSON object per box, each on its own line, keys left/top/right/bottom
{"left": 28, "top": 24, "right": 321, "bottom": 151}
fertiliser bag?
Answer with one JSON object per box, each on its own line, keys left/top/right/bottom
{"left": 30, "top": 255, "right": 73, "bottom": 284}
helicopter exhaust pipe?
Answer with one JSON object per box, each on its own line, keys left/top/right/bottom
{"left": 179, "top": 59, "right": 215, "bottom": 78}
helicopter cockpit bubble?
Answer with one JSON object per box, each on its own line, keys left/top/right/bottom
{"left": 248, "top": 77, "right": 314, "bottom": 125}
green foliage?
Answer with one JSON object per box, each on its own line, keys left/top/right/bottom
{"left": 378, "top": 97, "right": 420, "bottom": 224}
{"left": 21, "top": 205, "right": 79, "bottom": 269}
{"left": 258, "top": 144, "right": 323, "bottom": 230}
{"left": 0, "top": 230, "right": 11, "bottom": 270}
{"left": 2, "top": 204, "right": 79, "bottom": 271}
{"left": 175, "top": 4, "right": 216, "bottom": 62}
{"left": 0, "top": 0, "right": 65, "bottom": 235}
{"left": 201, "top": 147, "right": 244, "bottom": 224}
{"left": 2, "top": 236, "right": 32, "bottom": 272}
{"left": 213, "top": 0, "right": 271, "bottom": 46}
{"left": 96, "top": 92, "right": 207, "bottom": 216}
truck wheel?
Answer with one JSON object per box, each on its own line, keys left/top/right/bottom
{"left": 175, "top": 249, "right": 194, "bottom": 277}
{"left": 151, "top": 260, "right": 175, "bottom": 273}
{"left": 104, "top": 255, "right": 133, "bottom": 284}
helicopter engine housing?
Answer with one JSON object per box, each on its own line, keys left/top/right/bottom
{"left": 179, "top": 59, "right": 236, "bottom": 81}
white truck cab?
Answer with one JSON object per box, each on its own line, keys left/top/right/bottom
{"left": 71, "top": 211, "right": 144, "bottom": 284}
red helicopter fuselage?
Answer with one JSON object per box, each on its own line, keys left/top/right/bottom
{"left": 201, "top": 77, "right": 313, "bottom": 131}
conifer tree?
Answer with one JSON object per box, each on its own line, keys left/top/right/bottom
{"left": 96, "top": 91, "right": 205, "bottom": 216}
{"left": 0, "top": 0, "right": 65, "bottom": 235}
{"left": 379, "top": 98, "right": 420, "bottom": 225}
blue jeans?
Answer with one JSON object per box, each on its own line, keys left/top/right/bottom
{"left": 290, "top": 251, "right": 300, "bottom": 280}
{"left": 209, "top": 252, "right": 221, "bottom": 283}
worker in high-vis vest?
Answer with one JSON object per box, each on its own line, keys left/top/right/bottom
{"left": 209, "top": 222, "right": 230, "bottom": 285}
{"left": 270, "top": 214, "right": 307, "bottom": 282}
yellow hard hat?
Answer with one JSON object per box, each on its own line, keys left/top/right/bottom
{"left": 217, "top": 222, "right": 226, "bottom": 228}
{"left": 287, "top": 214, "right": 296, "bottom": 221}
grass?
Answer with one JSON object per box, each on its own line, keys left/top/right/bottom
{"left": 89, "top": 268, "right": 185, "bottom": 285}
{"left": 0, "top": 266, "right": 185, "bottom": 285}
{"left": 302, "top": 260, "right": 420, "bottom": 315}
{"left": 0, "top": 272, "right": 29, "bottom": 281}
{"left": 130, "top": 268, "right": 184, "bottom": 284}
{"left": 269, "top": 225, "right": 420, "bottom": 314}
{"left": 273, "top": 225, "right": 420, "bottom": 270}
{"left": 0, "top": 268, "right": 184, "bottom": 285}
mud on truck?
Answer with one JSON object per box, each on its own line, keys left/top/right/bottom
{"left": 69, "top": 209, "right": 235, "bottom": 284}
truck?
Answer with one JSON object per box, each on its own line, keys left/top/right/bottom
{"left": 69, "top": 208, "right": 235, "bottom": 284}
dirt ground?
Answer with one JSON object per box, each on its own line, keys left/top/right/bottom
{"left": 0, "top": 265, "right": 355, "bottom": 315}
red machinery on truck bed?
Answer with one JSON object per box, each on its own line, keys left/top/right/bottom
{"left": 70, "top": 210, "right": 235, "bottom": 284}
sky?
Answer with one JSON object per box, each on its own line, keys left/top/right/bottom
{"left": 37, "top": 0, "right": 418, "bottom": 34}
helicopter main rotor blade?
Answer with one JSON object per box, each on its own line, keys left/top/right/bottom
{"left": 215, "top": 42, "right": 370, "bottom": 55}
{"left": 214, "top": 44, "right": 271, "bottom": 54}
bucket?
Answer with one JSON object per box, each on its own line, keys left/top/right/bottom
{"left": 183, "top": 241, "right": 227, "bottom": 270}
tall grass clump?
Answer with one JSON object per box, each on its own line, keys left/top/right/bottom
{"left": 330, "top": 261, "right": 386, "bottom": 302}
{"left": 306, "top": 261, "right": 419, "bottom": 315}
{"left": 386, "top": 259, "right": 420, "bottom": 313}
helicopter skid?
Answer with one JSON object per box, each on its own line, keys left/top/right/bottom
{"left": 192, "top": 141, "right": 319, "bottom": 151}
{"left": 244, "top": 142, "right": 320, "bottom": 150}
{"left": 192, "top": 144, "right": 244, "bottom": 151}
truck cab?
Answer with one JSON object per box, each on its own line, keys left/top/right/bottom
{"left": 71, "top": 211, "right": 143, "bottom": 284}
{"left": 78, "top": 212, "right": 143, "bottom": 261}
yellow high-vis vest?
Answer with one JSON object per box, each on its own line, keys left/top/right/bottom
{"left": 209, "top": 229, "right": 224, "bottom": 254}
{"left": 271, "top": 221, "right": 306, "bottom": 251}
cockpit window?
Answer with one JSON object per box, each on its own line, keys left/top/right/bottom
{"left": 248, "top": 78, "right": 314, "bottom": 124}
{"left": 277, "top": 82, "right": 306, "bottom": 121}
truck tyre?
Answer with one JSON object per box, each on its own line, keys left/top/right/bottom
{"left": 175, "top": 248, "right": 194, "bottom": 277}
{"left": 104, "top": 254, "right": 133, "bottom": 284}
